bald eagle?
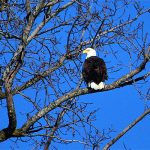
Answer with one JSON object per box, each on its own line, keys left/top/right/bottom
{"left": 82, "top": 48, "right": 107, "bottom": 90}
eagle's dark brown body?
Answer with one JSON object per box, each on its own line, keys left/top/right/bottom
{"left": 82, "top": 56, "right": 107, "bottom": 86}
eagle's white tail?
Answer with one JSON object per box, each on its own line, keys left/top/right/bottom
{"left": 88, "top": 82, "right": 105, "bottom": 90}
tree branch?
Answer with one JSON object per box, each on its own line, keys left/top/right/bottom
{"left": 103, "top": 108, "right": 150, "bottom": 150}
{"left": 19, "top": 57, "right": 149, "bottom": 133}
{"left": 27, "top": 1, "right": 75, "bottom": 43}
{"left": 44, "top": 107, "right": 67, "bottom": 150}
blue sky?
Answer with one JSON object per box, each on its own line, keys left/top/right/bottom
{"left": 0, "top": 1, "right": 150, "bottom": 150}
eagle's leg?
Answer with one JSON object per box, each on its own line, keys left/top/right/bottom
{"left": 98, "top": 82, "right": 105, "bottom": 89}
{"left": 90, "top": 82, "right": 100, "bottom": 90}
{"left": 88, "top": 82, "right": 91, "bottom": 88}
{"left": 88, "top": 82, "right": 105, "bottom": 90}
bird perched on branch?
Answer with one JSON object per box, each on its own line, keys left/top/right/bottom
{"left": 82, "top": 48, "right": 107, "bottom": 90}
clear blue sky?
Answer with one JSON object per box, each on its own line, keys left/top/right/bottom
{"left": 0, "top": 1, "right": 150, "bottom": 150}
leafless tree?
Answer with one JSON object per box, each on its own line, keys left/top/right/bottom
{"left": 0, "top": 0, "right": 149, "bottom": 149}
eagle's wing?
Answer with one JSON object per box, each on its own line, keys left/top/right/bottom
{"left": 93, "top": 58, "right": 108, "bottom": 82}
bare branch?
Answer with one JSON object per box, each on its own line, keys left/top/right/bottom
{"left": 103, "top": 108, "right": 150, "bottom": 150}
{"left": 27, "top": 1, "right": 75, "bottom": 43}
{"left": 0, "top": 1, "right": 149, "bottom": 148}
{"left": 20, "top": 57, "right": 149, "bottom": 132}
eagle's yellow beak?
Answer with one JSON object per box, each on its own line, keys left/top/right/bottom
{"left": 83, "top": 49, "right": 89, "bottom": 54}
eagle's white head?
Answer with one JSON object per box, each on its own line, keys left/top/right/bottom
{"left": 83, "top": 48, "right": 96, "bottom": 59}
